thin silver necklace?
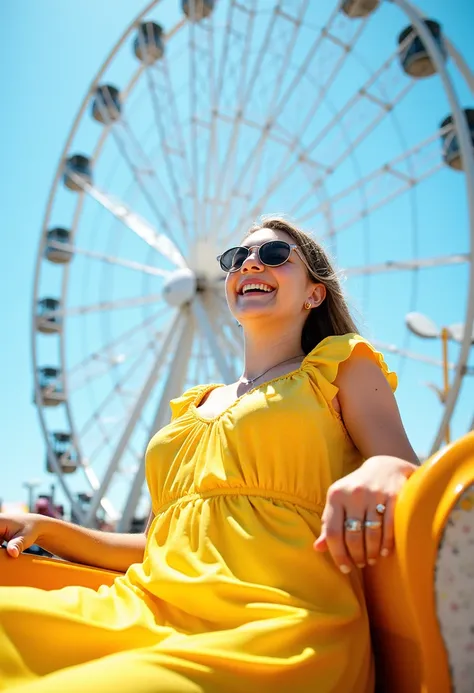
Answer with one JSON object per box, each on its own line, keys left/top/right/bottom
{"left": 239, "top": 354, "right": 304, "bottom": 386}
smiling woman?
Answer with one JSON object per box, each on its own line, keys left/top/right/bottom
{"left": 0, "top": 216, "right": 418, "bottom": 693}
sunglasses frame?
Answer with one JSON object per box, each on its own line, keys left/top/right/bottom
{"left": 217, "top": 241, "right": 302, "bottom": 273}
{"left": 217, "top": 241, "right": 317, "bottom": 280}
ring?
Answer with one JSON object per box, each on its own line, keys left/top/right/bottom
{"left": 375, "top": 503, "right": 386, "bottom": 515}
{"left": 344, "top": 518, "right": 363, "bottom": 532}
{"left": 364, "top": 520, "right": 383, "bottom": 529}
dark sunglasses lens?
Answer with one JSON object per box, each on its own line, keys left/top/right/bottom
{"left": 220, "top": 247, "right": 248, "bottom": 272}
{"left": 259, "top": 241, "right": 291, "bottom": 266}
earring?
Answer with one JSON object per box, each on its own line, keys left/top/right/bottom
{"left": 304, "top": 301, "right": 312, "bottom": 310}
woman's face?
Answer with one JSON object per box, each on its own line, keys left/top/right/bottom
{"left": 224, "top": 228, "right": 324, "bottom": 326}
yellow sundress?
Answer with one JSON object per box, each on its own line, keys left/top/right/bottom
{"left": 0, "top": 334, "right": 397, "bottom": 693}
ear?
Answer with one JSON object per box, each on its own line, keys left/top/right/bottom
{"left": 309, "top": 283, "right": 326, "bottom": 308}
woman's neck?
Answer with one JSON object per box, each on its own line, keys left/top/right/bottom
{"left": 240, "top": 327, "right": 305, "bottom": 383}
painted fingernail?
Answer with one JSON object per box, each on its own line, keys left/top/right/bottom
{"left": 368, "top": 559, "right": 377, "bottom": 566}
{"left": 339, "top": 565, "right": 351, "bottom": 574}
{"left": 381, "top": 549, "right": 389, "bottom": 557}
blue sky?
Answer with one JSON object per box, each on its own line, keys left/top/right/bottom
{"left": 1, "top": 0, "right": 474, "bottom": 512}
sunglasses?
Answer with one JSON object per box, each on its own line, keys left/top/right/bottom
{"left": 217, "top": 240, "right": 304, "bottom": 273}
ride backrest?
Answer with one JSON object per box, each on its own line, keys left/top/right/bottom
{"left": 364, "top": 432, "right": 474, "bottom": 693}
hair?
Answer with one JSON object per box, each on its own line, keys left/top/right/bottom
{"left": 246, "top": 216, "right": 359, "bottom": 354}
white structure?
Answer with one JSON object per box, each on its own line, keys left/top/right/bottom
{"left": 32, "top": 0, "right": 474, "bottom": 529}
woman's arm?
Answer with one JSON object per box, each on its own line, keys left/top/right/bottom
{"left": 335, "top": 345, "right": 419, "bottom": 464}
{"left": 314, "top": 346, "right": 419, "bottom": 572}
{"left": 34, "top": 515, "right": 147, "bottom": 572}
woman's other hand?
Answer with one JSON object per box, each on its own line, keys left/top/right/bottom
{"left": 0, "top": 514, "right": 45, "bottom": 558}
{"left": 313, "top": 455, "right": 416, "bottom": 572}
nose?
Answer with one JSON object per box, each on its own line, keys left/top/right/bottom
{"left": 240, "top": 248, "right": 264, "bottom": 273}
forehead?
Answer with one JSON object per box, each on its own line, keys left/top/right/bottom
{"left": 241, "top": 227, "right": 293, "bottom": 248}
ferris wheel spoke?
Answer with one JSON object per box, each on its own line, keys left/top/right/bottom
{"left": 294, "top": 129, "right": 444, "bottom": 232}
{"left": 289, "top": 126, "right": 440, "bottom": 221}
{"left": 216, "top": 315, "right": 243, "bottom": 362}
{"left": 117, "top": 311, "right": 195, "bottom": 531}
{"left": 222, "top": 14, "right": 370, "bottom": 241}
{"left": 202, "top": 294, "right": 241, "bottom": 378}
{"left": 83, "top": 310, "right": 181, "bottom": 527}
{"left": 301, "top": 42, "right": 415, "bottom": 174}
{"left": 46, "top": 293, "right": 162, "bottom": 320}
{"left": 68, "top": 308, "right": 164, "bottom": 381}
{"left": 67, "top": 172, "right": 186, "bottom": 268}
{"left": 228, "top": 43, "right": 413, "bottom": 239}
{"left": 110, "top": 119, "right": 190, "bottom": 248}
{"left": 345, "top": 253, "right": 470, "bottom": 276}
{"left": 141, "top": 67, "right": 192, "bottom": 245}
{"left": 160, "top": 59, "right": 195, "bottom": 188}
{"left": 205, "top": 0, "right": 247, "bottom": 235}
{"left": 68, "top": 326, "right": 162, "bottom": 395}
{"left": 201, "top": 0, "right": 238, "bottom": 241}
{"left": 192, "top": 333, "right": 205, "bottom": 385}
{"left": 209, "top": 1, "right": 281, "bottom": 237}
{"left": 193, "top": 296, "right": 235, "bottom": 382}
{"left": 216, "top": 0, "right": 313, "bottom": 235}
{"left": 374, "top": 341, "right": 474, "bottom": 376}
{"left": 186, "top": 10, "right": 217, "bottom": 240}
{"left": 46, "top": 240, "right": 171, "bottom": 278}
{"left": 77, "top": 325, "right": 166, "bottom": 438}
{"left": 189, "top": 14, "right": 201, "bottom": 239}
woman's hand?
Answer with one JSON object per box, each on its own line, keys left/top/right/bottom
{"left": 313, "top": 456, "right": 417, "bottom": 573}
{"left": 0, "top": 514, "right": 45, "bottom": 558}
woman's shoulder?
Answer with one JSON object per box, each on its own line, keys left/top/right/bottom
{"left": 169, "top": 383, "right": 221, "bottom": 421}
{"left": 302, "top": 333, "right": 397, "bottom": 394}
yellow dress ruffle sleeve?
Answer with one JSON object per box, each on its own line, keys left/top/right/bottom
{"left": 0, "top": 333, "right": 396, "bottom": 693}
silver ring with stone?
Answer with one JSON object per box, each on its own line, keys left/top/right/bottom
{"left": 364, "top": 520, "right": 383, "bottom": 530}
{"left": 344, "top": 518, "right": 363, "bottom": 533}
{"left": 375, "top": 503, "right": 386, "bottom": 515}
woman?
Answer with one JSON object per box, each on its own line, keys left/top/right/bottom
{"left": 0, "top": 217, "right": 418, "bottom": 692}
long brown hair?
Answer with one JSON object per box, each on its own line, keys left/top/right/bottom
{"left": 247, "top": 216, "right": 359, "bottom": 354}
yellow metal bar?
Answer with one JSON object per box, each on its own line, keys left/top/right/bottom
{"left": 441, "top": 328, "right": 450, "bottom": 444}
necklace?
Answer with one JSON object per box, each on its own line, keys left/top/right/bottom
{"left": 239, "top": 354, "right": 304, "bottom": 386}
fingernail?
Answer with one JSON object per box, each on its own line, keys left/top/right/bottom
{"left": 381, "top": 549, "right": 389, "bottom": 557}
{"left": 339, "top": 565, "right": 351, "bottom": 574}
{"left": 368, "top": 559, "right": 377, "bottom": 566}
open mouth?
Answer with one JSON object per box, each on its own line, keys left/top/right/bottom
{"left": 238, "top": 283, "right": 276, "bottom": 296}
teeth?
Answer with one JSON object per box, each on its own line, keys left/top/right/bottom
{"left": 241, "top": 283, "right": 274, "bottom": 295}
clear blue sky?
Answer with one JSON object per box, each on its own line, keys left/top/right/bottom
{"left": 1, "top": 0, "right": 474, "bottom": 511}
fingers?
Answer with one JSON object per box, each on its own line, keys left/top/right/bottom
{"left": 6, "top": 535, "right": 24, "bottom": 558}
{"left": 363, "top": 510, "right": 383, "bottom": 566}
{"left": 343, "top": 516, "right": 366, "bottom": 569}
{"left": 315, "top": 489, "right": 392, "bottom": 573}
{"left": 317, "top": 489, "right": 353, "bottom": 574}
{"left": 380, "top": 498, "right": 395, "bottom": 557}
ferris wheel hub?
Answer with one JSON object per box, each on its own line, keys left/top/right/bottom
{"left": 162, "top": 268, "right": 197, "bottom": 307}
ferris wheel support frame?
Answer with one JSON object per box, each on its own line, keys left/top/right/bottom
{"left": 82, "top": 309, "right": 181, "bottom": 527}
{"left": 117, "top": 308, "right": 195, "bottom": 532}
{"left": 391, "top": 0, "right": 474, "bottom": 453}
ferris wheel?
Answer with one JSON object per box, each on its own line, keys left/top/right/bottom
{"left": 32, "top": 0, "right": 474, "bottom": 530}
